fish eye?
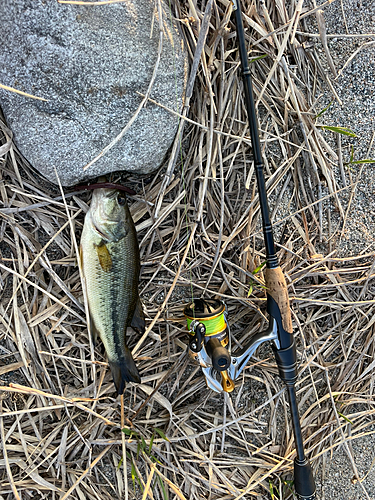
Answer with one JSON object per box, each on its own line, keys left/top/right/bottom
{"left": 117, "top": 194, "right": 126, "bottom": 206}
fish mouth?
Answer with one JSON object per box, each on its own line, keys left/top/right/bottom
{"left": 100, "top": 189, "right": 119, "bottom": 200}
{"left": 90, "top": 188, "right": 124, "bottom": 239}
{"left": 91, "top": 188, "right": 119, "bottom": 204}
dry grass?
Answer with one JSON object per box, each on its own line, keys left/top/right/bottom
{"left": 0, "top": 0, "right": 375, "bottom": 499}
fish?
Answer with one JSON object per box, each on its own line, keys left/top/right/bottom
{"left": 80, "top": 187, "right": 145, "bottom": 394}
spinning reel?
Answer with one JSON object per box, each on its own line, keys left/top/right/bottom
{"left": 183, "top": 296, "right": 315, "bottom": 500}
{"left": 184, "top": 299, "right": 234, "bottom": 393}
{"left": 183, "top": 298, "right": 279, "bottom": 394}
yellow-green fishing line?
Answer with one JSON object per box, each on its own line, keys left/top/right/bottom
{"left": 186, "top": 313, "right": 226, "bottom": 336}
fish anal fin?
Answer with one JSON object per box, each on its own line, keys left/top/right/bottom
{"left": 89, "top": 316, "right": 98, "bottom": 344}
{"left": 131, "top": 298, "right": 145, "bottom": 334}
{"left": 95, "top": 243, "right": 112, "bottom": 271}
{"left": 108, "top": 346, "right": 141, "bottom": 395}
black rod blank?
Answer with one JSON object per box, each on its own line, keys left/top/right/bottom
{"left": 233, "top": 2, "right": 278, "bottom": 269}
{"left": 232, "top": 1, "right": 316, "bottom": 498}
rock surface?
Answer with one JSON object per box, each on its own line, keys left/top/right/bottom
{"left": 0, "top": 0, "right": 187, "bottom": 186}
{"left": 307, "top": 1, "right": 375, "bottom": 499}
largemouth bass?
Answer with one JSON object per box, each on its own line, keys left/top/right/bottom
{"left": 80, "top": 187, "right": 144, "bottom": 394}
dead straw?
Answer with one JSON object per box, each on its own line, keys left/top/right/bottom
{"left": 0, "top": 0, "right": 374, "bottom": 498}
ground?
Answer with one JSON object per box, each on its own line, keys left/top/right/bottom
{"left": 0, "top": 0, "right": 375, "bottom": 499}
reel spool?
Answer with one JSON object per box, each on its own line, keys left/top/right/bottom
{"left": 183, "top": 299, "right": 235, "bottom": 392}
{"left": 184, "top": 299, "right": 227, "bottom": 341}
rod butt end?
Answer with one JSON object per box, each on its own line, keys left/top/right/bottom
{"left": 294, "top": 457, "right": 316, "bottom": 500}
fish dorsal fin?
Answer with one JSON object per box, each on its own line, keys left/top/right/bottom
{"left": 95, "top": 243, "right": 112, "bottom": 271}
{"left": 131, "top": 297, "right": 145, "bottom": 334}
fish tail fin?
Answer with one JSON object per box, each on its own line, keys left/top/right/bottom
{"left": 108, "top": 346, "right": 140, "bottom": 395}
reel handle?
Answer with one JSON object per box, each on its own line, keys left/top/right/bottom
{"left": 206, "top": 338, "right": 231, "bottom": 371}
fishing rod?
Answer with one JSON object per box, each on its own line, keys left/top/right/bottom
{"left": 183, "top": 1, "right": 316, "bottom": 499}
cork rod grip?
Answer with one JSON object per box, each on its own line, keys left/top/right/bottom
{"left": 265, "top": 267, "right": 293, "bottom": 333}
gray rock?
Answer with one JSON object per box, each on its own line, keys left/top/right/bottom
{"left": 0, "top": 0, "right": 188, "bottom": 186}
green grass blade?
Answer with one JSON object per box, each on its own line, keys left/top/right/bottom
{"left": 338, "top": 412, "right": 354, "bottom": 424}
{"left": 283, "top": 479, "right": 294, "bottom": 494}
{"left": 315, "top": 101, "right": 333, "bottom": 118}
{"left": 131, "top": 461, "right": 142, "bottom": 491}
{"left": 149, "top": 433, "right": 155, "bottom": 454}
{"left": 249, "top": 54, "right": 268, "bottom": 64}
{"left": 348, "top": 159, "right": 375, "bottom": 164}
{"left": 140, "top": 436, "right": 147, "bottom": 453}
{"left": 252, "top": 260, "right": 267, "bottom": 274}
{"left": 157, "top": 475, "right": 168, "bottom": 500}
{"left": 350, "top": 144, "right": 355, "bottom": 162}
{"left": 320, "top": 125, "right": 356, "bottom": 137}
{"left": 154, "top": 428, "right": 170, "bottom": 442}
{"left": 269, "top": 480, "right": 278, "bottom": 499}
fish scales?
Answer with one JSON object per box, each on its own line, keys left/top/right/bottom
{"left": 80, "top": 188, "right": 144, "bottom": 394}
{"left": 82, "top": 230, "right": 138, "bottom": 360}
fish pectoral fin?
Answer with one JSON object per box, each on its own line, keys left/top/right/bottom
{"left": 95, "top": 243, "right": 112, "bottom": 271}
{"left": 108, "top": 346, "right": 141, "bottom": 395}
{"left": 131, "top": 298, "right": 146, "bottom": 334}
